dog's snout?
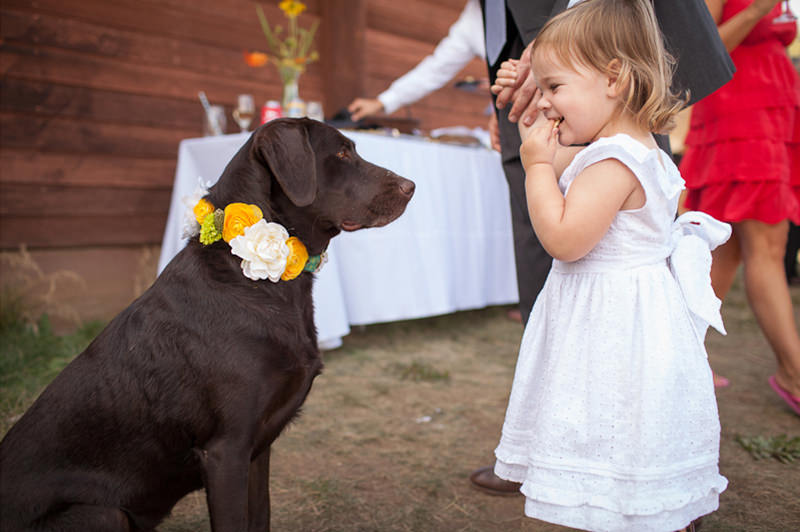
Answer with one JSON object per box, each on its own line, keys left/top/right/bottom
{"left": 398, "top": 178, "right": 415, "bottom": 198}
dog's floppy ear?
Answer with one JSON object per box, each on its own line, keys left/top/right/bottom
{"left": 255, "top": 119, "right": 317, "bottom": 207}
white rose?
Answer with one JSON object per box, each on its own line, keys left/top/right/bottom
{"left": 229, "top": 220, "right": 290, "bottom": 282}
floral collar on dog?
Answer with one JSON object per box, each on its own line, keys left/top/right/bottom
{"left": 188, "top": 198, "right": 326, "bottom": 282}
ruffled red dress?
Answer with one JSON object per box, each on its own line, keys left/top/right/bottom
{"left": 680, "top": 0, "right": 800, "bottom": 224}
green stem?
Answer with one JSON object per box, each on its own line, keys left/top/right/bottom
{"left": 256, "top": 5, "right": 281, "bottom": 53}
{"left": 298, "top": 19, "right": 319, "bottom": 59}
{"left": 290, "top": 15, "right": 298, "bottom": 58}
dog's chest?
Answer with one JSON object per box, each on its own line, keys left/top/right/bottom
{"left": 251, "top": 352, "right": 322, "bottom": 451}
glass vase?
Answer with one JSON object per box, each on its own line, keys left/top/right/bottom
{"left": 279, "top": 65, "right": 303, "bottom": 111}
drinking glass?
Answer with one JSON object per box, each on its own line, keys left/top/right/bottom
{"left": 203, "top": 105, "right": 226, "bottom": 136}
{"left": 307, "top": 101, "right": 325, "bottom": 122}
{"left": 232, "top": 94, "right": 255, "bottom": 132}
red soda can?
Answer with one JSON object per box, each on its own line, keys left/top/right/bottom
{"left": 260, "top": 100, "right": 282, "bottom": 124}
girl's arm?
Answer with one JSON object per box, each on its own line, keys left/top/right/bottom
{"left": 520, "top": 117, "right": 640, "bottom": 262}
{"left": 705, "top": 0, "right": 779, "bottom": 52}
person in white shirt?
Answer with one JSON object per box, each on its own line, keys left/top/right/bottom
{"left": 347, "top": 0, "right": 485, "bottom": 121}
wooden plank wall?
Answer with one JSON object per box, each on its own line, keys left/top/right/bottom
{"left": 0, "top": 0, "right": 490, "bottom": 251}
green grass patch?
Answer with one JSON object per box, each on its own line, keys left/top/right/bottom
{"left": 391, "top": 361, "right": 450, "bottom": 383}
{"left": 735, "top": 434, "right": 800, "bottom": 464}
{"left": 0, "top": 315, "right": 104, "bottom": 434}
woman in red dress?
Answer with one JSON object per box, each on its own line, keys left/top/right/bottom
{"left": 680, "top": 0, "right": 800, "bottom": 414}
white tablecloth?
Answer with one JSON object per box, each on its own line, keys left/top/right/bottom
{"left": 159, "top": 130, "right": 518, "bottom": 348}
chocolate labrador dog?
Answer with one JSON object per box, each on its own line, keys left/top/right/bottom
{"left": 0, "top": 118, "right": 414, "bottom": 531}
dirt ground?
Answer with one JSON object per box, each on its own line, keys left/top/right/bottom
{"left": 157, "top": 275, "right": 799, "bottom": 532}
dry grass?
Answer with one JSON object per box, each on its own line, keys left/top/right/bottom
{"left": 156, "top": 277, "right": 799, "bottom": 532}
{"left": 0, "top": 245, "right": 85, "bottom": 331}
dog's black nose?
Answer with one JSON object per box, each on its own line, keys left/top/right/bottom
{"left": 398, "top": 178, "right": 415, "bottom": 197}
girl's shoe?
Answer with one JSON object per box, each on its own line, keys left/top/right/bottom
{"left": 768, "top": 375, "right": 800, "bottom": 415}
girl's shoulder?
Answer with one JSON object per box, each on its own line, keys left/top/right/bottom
{"left": 560, "top": 134, "right": 684, "bottom": 200}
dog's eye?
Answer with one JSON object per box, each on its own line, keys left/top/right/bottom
{"left": 336, "top": 149, "right": 351, "bottom": 161}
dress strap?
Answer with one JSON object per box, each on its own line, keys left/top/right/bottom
{"left": 560, "top": 134, "right": 684, "bottom": 201}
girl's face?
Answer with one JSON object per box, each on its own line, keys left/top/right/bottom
{"left": 531, "top": 48, "right": 621, "bottom": 145}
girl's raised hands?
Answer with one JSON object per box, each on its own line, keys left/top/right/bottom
{"left": 519, "top": 110, "right": 560, "bottom": 171}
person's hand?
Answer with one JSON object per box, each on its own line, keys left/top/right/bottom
{"left": 491, "top": 59, "right": 520, "bottom": 95}
{"left": 519, "top": 111, "right": 559, "bottom": 171}
{"left": 752, "top": 0, "right": 782, "bottom": 16}
{"left": 491, "top": 43, "right": 540, "bottom": 126}
{"left": 348, "top": 98, "right": 384, "bottom": 121}
{"left": 488, "top": 112, "right": 501, "bottom": 152}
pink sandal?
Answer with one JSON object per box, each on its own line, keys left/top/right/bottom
{"left": 768, "top": 375, "right": 800, "bottom": 416}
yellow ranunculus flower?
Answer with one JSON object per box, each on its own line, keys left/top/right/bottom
{"left": 281, "top": 236, "right": 309, "bottom": 280}
{"left": 223, "top": 203, "right": 264, "bottom": 242}
{"left": 279, "top": 0, "right": 306, "bottom": 18}
{"left": 193, "top": 198, "right": 215, "bottom": 225}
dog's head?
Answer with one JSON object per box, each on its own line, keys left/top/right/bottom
{"left": 207, "top": 118, "right": 414, "bottom": 254}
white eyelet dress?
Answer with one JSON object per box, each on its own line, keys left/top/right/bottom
{"left": 493, "top": 134, "right": 730, "bottom": 532}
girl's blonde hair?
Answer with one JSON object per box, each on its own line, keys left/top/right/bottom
{"left": 532, "top": 0, "right": 686, "bottom": 133}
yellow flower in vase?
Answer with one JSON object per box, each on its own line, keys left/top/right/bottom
{"left": 279, "top": 0, "right": 306, "bottom": 18}
{"left": 251, "top": 2, "right": 320, "bottom": 110}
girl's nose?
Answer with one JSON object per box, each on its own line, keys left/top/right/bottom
{"left": 537, "top": 97, "right": 550, "bottom": 111}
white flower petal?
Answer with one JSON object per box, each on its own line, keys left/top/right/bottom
{"left": 181, "top": 216, "right": 200, "bottom": 239}
{"left": 230, "top": 235, "right": 256, "bottom": 262}
{"left": 241, "top": 259, "right": 271, "bottom": 281}
{"left": 229, "top": 219, "right": 291, "bottom": 282}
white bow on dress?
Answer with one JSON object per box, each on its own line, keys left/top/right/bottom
{"left": 669, "top": 211, "right": 732, "bottom": 337}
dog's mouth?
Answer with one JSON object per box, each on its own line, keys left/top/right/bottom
{"left": 337, "top": 177, "right": 414, "bottom": 233}
{"left": 340, "top": 221, "right": 363, "bottom": 232}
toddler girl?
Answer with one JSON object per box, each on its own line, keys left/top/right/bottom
{"left": 491, "top": 1, "right": 729, "bottom": 530}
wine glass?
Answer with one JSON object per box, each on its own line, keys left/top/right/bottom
{"left": 232, "top": 94, "right": 255, "bottom": 132}
{"left": 773, "top": 1, "right": 797, "bottom": 23}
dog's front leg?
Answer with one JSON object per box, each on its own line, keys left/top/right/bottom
{"left": 247, "top": 447, "right": 271, "bottom": 531}
{"left": 201, "top": 439, "right": 251, "bottom": 532}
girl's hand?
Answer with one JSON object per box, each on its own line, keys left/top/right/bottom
{"left": 490, "top": 59, "right": 519, "bottom": 94}
{"left": 519, "top": 111, "right": 559, "bottom": 171}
